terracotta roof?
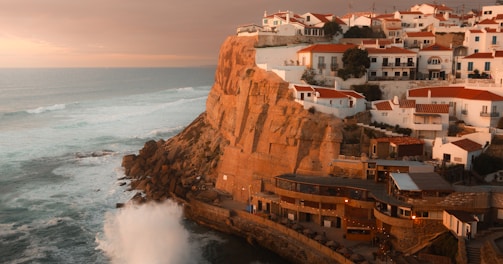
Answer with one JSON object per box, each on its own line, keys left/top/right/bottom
{"left": 374, "top": 14, "right": 394, "bottom": 19}
{"left": 399, "top": 11, "right": 423, "bottom": 15}
{"left": 469, "top": 29, "right": 483, "bottom": 33}
{"left": 314, "top": 88, "right": 350, "bottom": 99}
{"left": 451, "top": 138, "right": 482, "bottom": 152}
{"left": 333, "top": 17, "right": 347, "bottom": 25}
{"left": 408, "top": 86, "right": 503, "bottom": 101}
{"left": 485, "top": 28, "right": 503, "bottom": 33}
{"left": 479, "top": 18, "right": 498, "bottom": 25}
{"left": 405, "top": 32, "right": 435, "bottom": 38}
{"left": 366, "top": 46, "right": 416, "bottom": 54}
{"left": 495, "top": 51, "right": 503, "bottom": 57}
{"left": 415, "top": 104, "right": 449, "bottom": 113}
{"left": 297, "top": 44, "right": 356, "bottom": 53}
{"left": 420, "top": 44, "right": 452, "bottom": 51}
{"left": 374, "top": 101, "right": 392, "bottom": 110}
{"left": 463, "top": 52, "right": 493, "bottom": 59}
{"left": 310, "top": 13, "right": 331, "bottom": 23}
{"left": 496, "top": 14, "right": 503, "bottom": 20}
{"left": 337, "top": 90, "right": 364, "bottom": 99}
{"left": 293, "top": 85, "right": 313, "bottom": 92}
{"left": 425, "top": 4, "right": 453, "bottom": 11}
{"left": 399, "top": 99, "right": 416, "bottom": 108}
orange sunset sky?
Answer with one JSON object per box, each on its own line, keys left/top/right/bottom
{"left": 0, "top": 0, "right": 487, "bottom": 68}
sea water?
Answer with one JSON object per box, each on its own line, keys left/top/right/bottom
{"left": 0, "top": 68, "right": 287, "bottom": 264}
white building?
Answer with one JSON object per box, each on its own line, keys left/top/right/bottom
{"left": 443, "top": 210, "right": 478, "bottom": 239}
{"left": 432, "top": 137, "right": 483, "bottom": 169}
{"left": 463, "top": 28, "right": 503, "bottom": 55}
{"left": 403, "top": 31, "right": 435, "bottom": 49}
{"left": 459, "top": 51, "right": 503, "bottom": 79}
{"left": 366, "top": 46, "right": 417, "bottom": 80}
{"left": 407, "top": 86, "right": 503, "bottom": 128}
{"left": 292, "top": 84, "right": 366, "bottom": 118}
{"left": 417, "top": 44, "right": 453, "bottom": 80}
{"left": 296, "top": 44, "right": 356, "bottom": 77}
{"left": 370, "top": 96, "right": 449, "bottom": 140}
{"left": 480, "top": 5, "right": 503, "bottom": 21}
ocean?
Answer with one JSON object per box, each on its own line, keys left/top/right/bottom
{"left": 0, "top": 68, "right": 288, "bottom": 264}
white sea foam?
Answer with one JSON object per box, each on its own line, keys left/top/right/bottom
{"left": 96, "top": 201, "right": 197, "bottom": 264}
{"left": 26, "top": 104, "right": 66, "bottom": 114}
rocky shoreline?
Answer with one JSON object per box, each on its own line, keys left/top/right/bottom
{"left": 120, "top": 35, "right": 350, "bottom": 263}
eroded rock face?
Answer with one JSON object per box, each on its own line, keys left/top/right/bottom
{"left": 122, "top": 36, "right": 343, "bottom": 202}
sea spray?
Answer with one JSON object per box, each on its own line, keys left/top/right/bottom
{"left": 96, "top": 200, "right": 196, "bottom": 264}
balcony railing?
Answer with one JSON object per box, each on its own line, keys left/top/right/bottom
{"left": 330, "top": 64, "right": 338, "bottom": 71}
{"left": 317, "top": 63, "right": 326, "bottom": 69}
{"left": 480, "top": 112, "right": 500, "bottom": 117}
{"left": 382, "top": 62, "right": 415, "bottom": 68}
{"left": 426, "top": 63, "right": 442, "bottom": 70}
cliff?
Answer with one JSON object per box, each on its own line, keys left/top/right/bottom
{"left": 122, "top": 36, "right": 343, "bottom": 203}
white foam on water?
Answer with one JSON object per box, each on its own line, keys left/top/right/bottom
{"left": 26, "top": 103, "right": 66, "bottom": 114}
{"left": 96, "top": 201, "right": 201, "bottom": 264}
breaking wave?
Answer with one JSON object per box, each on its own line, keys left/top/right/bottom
{"left": 26, "top": 104, "right": 66, "bottom": 114}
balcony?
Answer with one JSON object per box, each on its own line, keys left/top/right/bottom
{"left": 330, "top": 64, "right": 339, "bottom": 71}
{"left": 317, "top": 63, "right": 326, "bottom": 69}
{"left": 426, "top": 63, "right": 442, "bottom": 70}
{"left": 382, "top": 62, "right": 415, "bottom": 68}
{"left": 480, "top": 112, "right": 500, "bottom": 117}
{"left": 374, "top": 208, "right": 413, "bottom": 228}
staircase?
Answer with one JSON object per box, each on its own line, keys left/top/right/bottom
{"left": 466, "top": 243, "right": 481, "bottom": 264}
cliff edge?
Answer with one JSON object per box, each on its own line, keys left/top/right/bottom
{"left": 122, "top": 35, "right": 343, "bottom": 203}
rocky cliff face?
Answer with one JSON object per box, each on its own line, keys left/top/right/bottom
{"left": 122, "top": 36, "right": 343, "bottom": 202}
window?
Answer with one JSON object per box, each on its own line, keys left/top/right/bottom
{"left": 432, "top": 72, "right": 440, "bottom": 79}
{"left": 468, "top": 62, "right": 473, "bottom": 71}
{"left": 263, "top": 19, "right": 268, "bottom": 24}
{"left": 403, "top": 71, "right": 408, "bottom": 76}
{"left": 371, "top": 57, "right": 377, "bottom": 63}
{"left": 384, "top": 71, "right": 388, "bottom": 77}
{"left": 474, "top": 49, "right": 479, "bottom": 53}
{"left": 383, "top": 58, "right": 388, "bottom": 66}
{"left": 443, "top": 153, "right": 451, "bottom": 162}
{"left": 306, "top": 15, "right": 310, "bottom": 22}
{"left": 395, "top": 71, "right": 400, "bottom": 76}
{"left": 457, "top": 62, "right": 461, "bottom": 70}
{"left": 382, "top": 112, "right": 388, "bottom": 116}
{"left": 485, "top": 62, "right": 491, "bottom": 71}
{"left": 475, "top": 36, "right": 480, "bottom": 42}
{"left": 330, "top": 56, "right": 337, "bottom": 71}
{"left": 493, "top": 36, "right": 497, "bottom": 45}
{"left": 370, "top": 71, "right": 376, "bottom": 76}
{"left": 419, "top": 23, "right": 423, "bottom": 27}
{"left": 423, "top": 39, "right": 430, "bottom": 44}
{"left": 318, "top": 57, "right": 325, "bottom": 74}
{"left": 493, "top": 105, "right": 498, "bottom": 114}
{"left": 482, "top": 105, "right": 488, "bottom": 113}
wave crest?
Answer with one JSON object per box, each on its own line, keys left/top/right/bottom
{"left": 26, "top": 104, "right": 66, "bottom": 114}
{"left": 96, "top": 200, "right": 193, "bottom": 264}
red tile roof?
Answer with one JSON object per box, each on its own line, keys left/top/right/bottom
{"left": 479, "top": 18, "right": 498, "bottom": 25}
{"left": 464, "top": 52, "right": 493, "bottom": 59}
{"left": 495, "top": 51, "right": 503, "bottom": 57}
{"left": 361, "top": 39, "right": 393, "bottom": 45}
{"left": 408, "top": 86, "right": 503, "bottom": 101}
{"left": 338, "top": 90, "right": 365, "bottom": 99}
{"left": 374, "top": 101, "right": 392, "bottom": 110}
{"left": 399, "top": 11, "right": 423, "bottom": 15}
{"left": 399, "top": 99, "right": 416, "bottom": 108}
{"left": 415, "top": 104, "right": 449, "bottom": 113}
{"left": 469, "top": 29, "right": 483, "bottom": 33}
{"left": 425, "top": 4, "right": 453, "bottom": 11}
{"left": 297, "top": 44, "right": 356, "bottom": 53}
{"left": 293, "top": 85, "right": 314, "bottom": 92}
{"left": 420, "top": 44, "right": 452, "bottom": 51}
{"left": 366, "top": 46, "right": 416, "bottom": 54}
{"left": 405, "top": 32, "right": 435, "bottom": 38}
{"left": 311, "top": 13, "right": 331, "bottom": 23}
{"left": 451, "top": 138, "right": 482, "bottom": 152}
{"left": 314, "top": 88, "right": 350, "bottom": 99}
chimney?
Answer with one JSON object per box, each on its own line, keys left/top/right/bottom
{"left": 286, "top": 11, "right": 290, "bottom": 24}
{"left": 264, "top": 10, "right": 267, "bottom": 17}
{"left": 393, "top": 95, "right": 399, "bottom": 105}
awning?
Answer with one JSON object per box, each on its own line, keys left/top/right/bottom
{"left": 390, "top": 173, "right": 420, "bottom": 191}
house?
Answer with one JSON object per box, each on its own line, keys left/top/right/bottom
{"left": 291, "top": 85, "right": 366, "bottom": 118}
{"left": 370, "top": 96, "right": 449, "bottom": 140}
{"left": 369, "top": 137, "right": 424, "bottom": 159}
{"left": 443, "top": 210, "right": 478, "bottom": 239}
{"left": 301, "top": 13, "right": 348, "bottom": 34}
{"left": 366, "top": 46, "right": 417, "bottom": 80}
{"left": 410, "top": 3, "right": 454, "bottom": 16}
{"left": 380, "top": 18, "right": 403, "bottom": 43}
{"left": 432, "top": 137, "right": 483, "bottom": 169}
{"left": 407, "top": 86, "right": 503, "bottom": 128}
{"left": 459, "top": 52, "right": 498, "bottom": 79}
{"left": 394, "top": 11, "right": 427, "bottom": 32}
{"left": 296, "top": 44, "right": 356, "bottom": 77}
{"left": 417, "top": 44, "right": 453, "bottom": 80}
{"left": 480, "top": 5, "right": 503, "bottom": 21}
{"left": 463, "top": 28, "right": 503, "bottom": 55}
{"left": 403, "top": 31, "right": 435, "bottom": 49}
{"left": 340, "top": 12, "right": 376, "bottom": 28}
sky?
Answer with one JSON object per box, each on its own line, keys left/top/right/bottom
{"left": 0, "top": 0, "right": 491, "bottom": 68}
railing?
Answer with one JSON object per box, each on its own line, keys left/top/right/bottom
{"left": 318, "top": 63, "right": 326, "bottom": 69}
{"left": 373, "top": 208, "right": 413, "bottom": 228}
{"left": 382, "top": 62, "right": 415, "bottom": 68}
{"left": 330, "top": 64, "right": 338, "bottom": 71}
{"left": 480, "top": 112, "right": 500, "bottom": 117}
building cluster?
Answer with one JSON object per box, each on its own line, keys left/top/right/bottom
{"left": 229, "top": 2, "right": 503, "bottom": 260}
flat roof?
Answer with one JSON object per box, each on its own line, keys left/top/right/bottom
{"left": 390, "top": 173, "right": 420, "bottom": 191}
